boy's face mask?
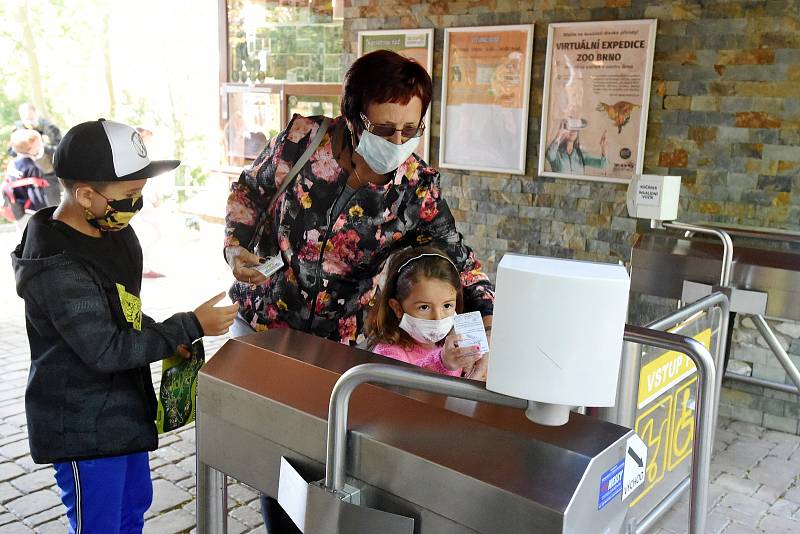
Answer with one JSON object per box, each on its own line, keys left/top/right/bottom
{"left": 398, "top": 313, "right": 454, "bottom": 345}
{"left": 84, "top": 190, "right": 144, "bottom": 232}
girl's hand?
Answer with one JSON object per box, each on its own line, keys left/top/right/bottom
{"left": 464, "top": 353, "right": 489, "bottom": 381}
{"left": 442, "top": 334, "right": 483, "bottom": 373}
{"left": 225, "top": 246, "right": 268, "bottom": 285}
{"left": 194, "top": 292, "right": 239, "bottom": 336}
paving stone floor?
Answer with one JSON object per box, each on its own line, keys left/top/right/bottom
{"left": 0, "top": 215, "right": 798, "bottom": 534}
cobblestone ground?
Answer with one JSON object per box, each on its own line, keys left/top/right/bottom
{"left": 0, "top": 216, "right": 799, "bottom": 534}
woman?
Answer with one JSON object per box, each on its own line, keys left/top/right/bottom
{"left": 224, "top": 51, "right": 495, "bottom": 530}
{"left": 545, "top": 118, "right": 608, "bottom": 174}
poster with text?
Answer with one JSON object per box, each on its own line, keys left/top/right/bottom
{"left": 440, "top": 25, "right": 534, "bottom": 175}
{"left": 358, "top": 29, "right": 434, "bottom": 163}
{"left": 538, "top": 20, "right": 656, "bottom": 183}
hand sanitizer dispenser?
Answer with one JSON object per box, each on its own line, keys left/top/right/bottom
{"left": 486, "top": 254, "right": 630, "bottom": 426}
{"left": 626, "top": 174, "right": 681, "bottom": 221}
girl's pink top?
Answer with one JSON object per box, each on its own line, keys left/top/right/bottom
{"left": 372, "top": 343, "right": 461, "bottom": 377}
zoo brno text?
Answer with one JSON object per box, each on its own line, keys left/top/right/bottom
{"left": 556, "top": 39, "right": 646, "bottom": 63}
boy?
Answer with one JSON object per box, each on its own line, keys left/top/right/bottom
{"left": 11, "top": 119, "right": 238, "bottom": 534}
{"left": 5, "top": 128, "right": 49, "bottom": 229}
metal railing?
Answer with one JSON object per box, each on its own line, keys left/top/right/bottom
{"left": 324, "top": 364, "right": 526, "bottom": 492}
{"left": 658, "top": 221, "right": 734, "bottom": 287}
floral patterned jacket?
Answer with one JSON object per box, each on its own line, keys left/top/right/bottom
{"left": 225, "top": 114, "right": 494, "bottom": 345}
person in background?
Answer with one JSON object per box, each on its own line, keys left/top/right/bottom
{"left": 4, "top": 129, "right": 49, "bottom": 231}
{"left": 11, "top": 119, "right": 238, "bottom": 534}
{"left": 224, "top": 49, "right": 495, "bottom": 534}
{"left": 13, "top": 102, "right": 63, "bottom": 205}
{"left": 366, "top": 246, "right": 484, "bottom": 378}
{"left": 545, "top": 118, "right": 608, "bottom": 174}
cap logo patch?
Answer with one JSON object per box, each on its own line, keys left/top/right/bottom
{"left": 131, "top": 131, "right": 148, "bottom": 158}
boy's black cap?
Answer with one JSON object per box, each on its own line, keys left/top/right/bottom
{"left": 54, "top": 119, "right": 179, "bottom": 182}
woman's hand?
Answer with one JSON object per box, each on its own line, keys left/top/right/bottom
{"left": 194, "top": 292, "right": 239, "bottom": 336}
{"left": 442, "top": 334, "right": 483, "bottom": 373}
{"left": 225, "top": 245, "right": 268, "bottom": 285}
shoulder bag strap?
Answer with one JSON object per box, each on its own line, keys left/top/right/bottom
{"left": 267, "top": 116, "right": 331, "bottom": 212}
{"left": 246, "top": 117, "right": 331, "bottom": 251}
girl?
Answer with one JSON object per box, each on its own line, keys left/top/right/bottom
{"left": 366, "top": 246, "right": 484, "bottom": 378}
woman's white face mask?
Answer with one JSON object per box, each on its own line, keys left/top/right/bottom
{"left": 354, "top": 129, "right": 418, "bottom": 175}
{"left": 398, "top": 313, "right": 454, "bottom": 345}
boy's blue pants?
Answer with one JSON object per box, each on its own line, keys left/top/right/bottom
{"left": 53, "top": 452, "right": 152, "bottom": 534}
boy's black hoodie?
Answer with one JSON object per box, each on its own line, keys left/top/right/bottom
{"left": 11, "top": 207, "right": 203, "bottom": 463}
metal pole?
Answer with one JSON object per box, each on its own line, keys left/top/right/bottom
{"left": 197, "top": 460, "right": 228, "bottom": 534}
{"left": 635, "top": 477, "right": 690, "bottom": 534}
{"left": 662, "top": 222, "right": 733, "bottom": 287}
{"left": 623, "top": 325, "right": 716, "bottom": 534}
{"left": 752, "top": 315, "right": 800, "bottom": 393}
{"left": 325, "top": 364, "right": 527, "bottom": 492}
{"left": 724, "top": 372, "right": 799, "bottom": 395}
{"left": 598, "top": 340, "right": 642, "bottom": 427}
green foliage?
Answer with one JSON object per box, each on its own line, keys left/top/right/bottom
{"left": 0, "top": 0, "right": 221, "bottom": 208}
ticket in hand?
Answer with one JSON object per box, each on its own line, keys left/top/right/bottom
{"left": 453, "top": 311, "right": 490, "bottom": 354}
{"left": 253, "top": 254, "right": 284, "bottom": 278}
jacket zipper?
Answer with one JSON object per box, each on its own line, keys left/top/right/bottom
{"left": 305, "top": 178, "right": 354, "bottom": 332}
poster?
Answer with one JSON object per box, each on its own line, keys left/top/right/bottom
{"left": 357, "top": 29, "right": 434, "bottom": 163}
{"left": 440, "top": 25, "right": 534, "bottom": 175}
{"left": 538, "top": 20, "right": 657, "bottom": 183}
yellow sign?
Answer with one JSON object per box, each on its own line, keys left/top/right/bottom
{"left": 630, "top": 325, "right": 711, "bottom": 508}
{"left": 637, "top": 328, "right": 710, "bottom": 409}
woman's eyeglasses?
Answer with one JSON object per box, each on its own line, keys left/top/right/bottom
{"left": 360, "top": 113, "right": 425, "bottom": 139}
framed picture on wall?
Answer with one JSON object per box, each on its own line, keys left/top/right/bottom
{"left": 538, "top": 19, "right": 657, "bottom": 183}
{"left": 439, "top": 24, "right": 534, "bottom": 175}
{"left": 357, "top": 28, "right": 435, "bottom": 163}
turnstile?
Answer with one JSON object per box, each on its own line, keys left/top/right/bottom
{"left": 196, "top": 329, "right": 637, "bottom": 533}
{"left": 631, "top": 230, "right": 800, "bottom": 321}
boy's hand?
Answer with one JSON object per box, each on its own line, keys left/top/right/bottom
{"left": 442, "top": 334, "right": 483, "bottom": 373}
{"left": 194, "top": 292, "right": 239, "bottom": 336}
{"left": 176, "top": 344, "right": 192, "bottom": 359}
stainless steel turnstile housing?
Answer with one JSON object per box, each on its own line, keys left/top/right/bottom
{"left": 196, "top": 329, "right": 637, "bottom": 533}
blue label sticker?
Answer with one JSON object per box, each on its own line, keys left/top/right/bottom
{"left": 598, "top": 459, "right": 625, "bottom": 510}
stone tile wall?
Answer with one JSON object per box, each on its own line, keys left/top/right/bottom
{"left": 341, "top": 0, "right": 800, "bottom": 432}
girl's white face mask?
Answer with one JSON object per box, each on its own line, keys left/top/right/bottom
{"left": 399, "top": 313, "right": 454, "bottom": 345}
{"left": 354, "top": 129, "right": 418, "bottom": 175}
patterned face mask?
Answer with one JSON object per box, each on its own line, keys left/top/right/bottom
{"left": 84, "top": 191, "right": 144, "bottom": 231}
